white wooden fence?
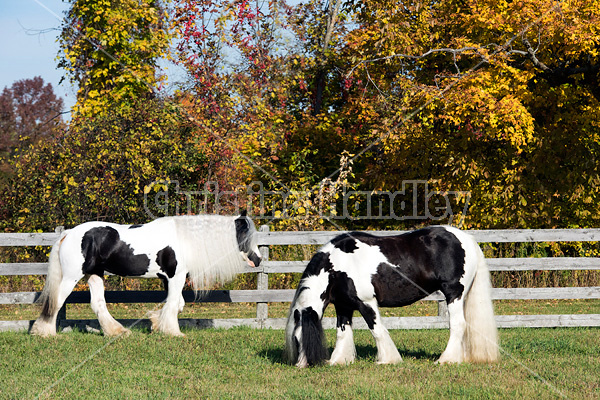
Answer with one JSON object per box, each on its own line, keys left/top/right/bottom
{"left": 1, "top": 227, "right": 599, "bottom": 332}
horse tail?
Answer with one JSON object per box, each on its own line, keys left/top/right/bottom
{"left": 463, "top": 242, "right": 499, "bottom": 363}
{"left": 31, "top": 232, "right": 67, "bottom": 335}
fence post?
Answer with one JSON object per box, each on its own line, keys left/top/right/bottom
{"left": 256, "top": 225, "right": 270, "bottom": 327}
{"left": 437, "top": 300, "right": 448, "bottom": 319}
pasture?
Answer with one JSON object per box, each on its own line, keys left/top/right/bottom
{"left": 0, "top": 302, "right": 598, "bottom": 399}
{"left": 1, "top": 228, "right": 599, "bottom": 398}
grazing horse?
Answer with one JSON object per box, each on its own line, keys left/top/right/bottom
{"left": 285, "top": 226, "right": 499, "bottom": 367}
{"left": 31, "top": 214, "right": 261, "bottom": 337}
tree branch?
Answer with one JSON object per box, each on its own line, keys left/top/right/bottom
{"left": 323, "top": 0, "right": 342, "bottom": 54}
{"left": 522, "top": 37, "right": 551, "bottom": 72}
{"left": 345, "top": 47, "right": 486, "bottom": 79}
{"left": 313, "top": 0, "right": 343, "bottom": 115}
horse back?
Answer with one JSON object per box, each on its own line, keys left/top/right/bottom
{"left": 320, "top": 227, "right": 469, "bottom": 307}
{"left": 65, "top": 220, "right": 179, "bottom": 278}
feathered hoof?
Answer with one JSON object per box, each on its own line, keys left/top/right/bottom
{"left": 148, "top": 310, "right": 160, "bottom": 331}
{"left": 435, "top": 356, "right": 463, "bottom": 365}
{"left": 152, "top": 329, "right": 185, "bottom": 337}
{"left": 104, "top": 327, "right": 131, "bottom": 338}
{"left": 147, "top": 310, "right": 184, "bottom": 336}
{"left": 30, "top": 320, "right": 57, "bottom": 337}
{"left": 376, "top": 358, "right": 402, "bottom": 365}
{"left": 328, "top": 357, "right": 356, "bottom": 366}
{"left": 30, "top": 328, "right": 57, "bottom": 337}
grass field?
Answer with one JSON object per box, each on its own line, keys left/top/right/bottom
{"left": 0, "top": 326, "right": 598, "bottom": 399}
{"left": 1, "top": 300, "right": 599, "bottom": 399}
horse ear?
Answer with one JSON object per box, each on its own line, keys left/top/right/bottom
{"left": 240, "top": 210, "right": 248, "bottom": 217}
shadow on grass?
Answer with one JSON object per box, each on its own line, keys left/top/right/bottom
{"left": 55, "top": 320, "right": 153, "bottom": 336}
{"left": 258, "top": 344, "right": 439, "bottom": 366}
{"left": 354, "top": 345, "right": 439, "bottom": 362}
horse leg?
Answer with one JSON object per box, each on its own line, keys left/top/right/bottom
{"left": 329, "top": 306, "right": 356, "bottom": 366}
{"left": 87, "top": 274, "right": 130, "bottom": 337}
{"left": 31, "top": 273, "right": 82, "bottom": 336}
{"left": 359, "top": 299, "right": 402, "bottom": 364}
{"left": 149, "top": 273, "right": 186, "bottom": 336}
{"left": 159, "top": 272, "right": 185, "bottom": 312}
{"left": 437, "top": 298, "right": 467, "bottom": 364}
{"left": 178, "top": 293, "right": 185, "bottom": 313}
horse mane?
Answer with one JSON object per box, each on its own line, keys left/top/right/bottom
{"left": 301, "top": 307, "right": 329, "bottom": 366}
{"left": 171, "top": 215, "right": 247, "bottom": 290}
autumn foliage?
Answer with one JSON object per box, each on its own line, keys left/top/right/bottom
{"left": 1, "top": 0, "right": 600, "bottom": 233}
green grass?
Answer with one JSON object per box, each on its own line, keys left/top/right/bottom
{"left": 1, "top": 299, "right": 599, "bottom": 321}
{"left": 1, "top": 300, "right": 598, "bottom": 398}
{"left": 0, "top": 327, "right": 598, "bottom": 399}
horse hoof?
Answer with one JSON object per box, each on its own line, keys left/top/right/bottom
{"left": 31, "top": 331, "right": 57, "bottom": 338}
{"left": 30, "top": 321, "right": 57, "bottom": 337}
{"left": 436, "top": 358, "right": 462, "bottom": 365}
{"left": 105, "top": 328, "right": 131, "bottom": 338}
{"left": 151, "top": 329, "right": 185, "bottom": 337}
{"left": 329, "top": 358, "right": 355, "bottom": 366}
{"left": 376, "top": 359, "right": 402, "bottom": 365}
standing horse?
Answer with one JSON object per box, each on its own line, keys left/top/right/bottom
{"left": 285, "top": 226, "right": 499, "bottom": 367}
{"left": 31, "top": 214, "right": 261, "bottom": 337}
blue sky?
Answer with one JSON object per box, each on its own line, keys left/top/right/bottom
{"left": 0, "top": 0, "right": 75, "bottom": 113}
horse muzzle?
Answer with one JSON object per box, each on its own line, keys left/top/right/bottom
{"left": 243, "top": 252, "right": 262, "bottom": 267}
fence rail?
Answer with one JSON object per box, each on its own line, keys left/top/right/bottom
{"left": 1, "top": 227, "right": 600, "bottom": 332}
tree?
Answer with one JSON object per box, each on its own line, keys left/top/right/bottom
{"left": 2, "top": 98, "right": 208, "bottom": 231}
{"left": 0, "top": 77, "right": 64, "bottom": 161}
{"left": 46, "top": 0, "right": 594, "bottom": 230}
{"left": 172, "top": 0, "right": 301, "bottom": 189}
{"left": 58, "top": 0, "right": 171, "bottom": 116}
{"left": 306, "top": 0, "right": 600, "bottom": 228}
{"left": 1, "top": 0, "right": 211, "bottom": 232}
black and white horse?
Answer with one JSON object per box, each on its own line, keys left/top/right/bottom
{"left": 31, "top": 214, "right": 261, "bottom": 337}
{"left": 285, "top": 226, "right": 499, "bottom": 366}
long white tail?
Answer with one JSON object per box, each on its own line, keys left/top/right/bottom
{"left": 30, "top": 233, "right": 65, "bottom": 336}
{"left": 464, "top": 248, "right": 500, "bottom": 362}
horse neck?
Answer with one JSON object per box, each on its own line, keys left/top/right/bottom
{"left": 292, "top": 275, "right": 329, "bottom": 318}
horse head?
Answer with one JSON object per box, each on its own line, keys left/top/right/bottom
{"left": 234, "top": 212, "right": 261, "bottom": 268}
